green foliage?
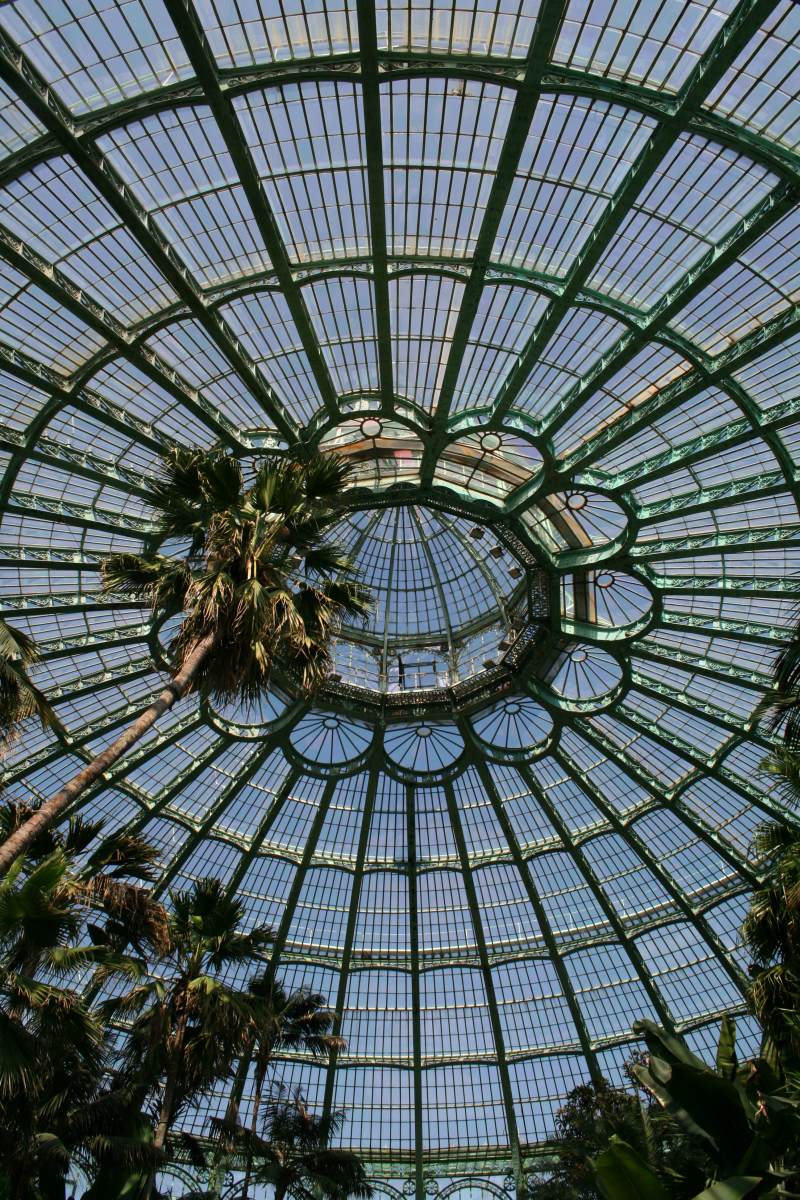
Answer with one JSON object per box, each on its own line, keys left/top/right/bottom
{"left": 0, "top": 814, "right": 161, "bottom": 1199}
{"left": 238, "top": 978, "right": 345, "bottom": 1198}
{"left": 529, "top": 1070, "right": 707, "bottom": 1200}
{"left": 740, "top": 807, "right": 800, "bottom": 1074}
{"left": 101, "top": 447, "right": 373, "bottom": 700}
{"left": 214, "top": 1086, "right": 372, "bottom": 1200}
{"left": 0, "top": 617, "right": 62, "bottom": 746}
{"left": 593, "top": 1017, "right": 800, "bottom": 1200}
{"left": 102, "top": 877, "right": 274, "bottom": 1200}
{"left": 594, "top": 1137, "right": 670, "bottom": 1200}
{"left": 0, "top": 798, "right": 363, "bottom": 1199}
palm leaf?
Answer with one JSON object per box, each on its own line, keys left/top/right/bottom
{"left": 101, "top": 553, "right": 189, "bottom": 617}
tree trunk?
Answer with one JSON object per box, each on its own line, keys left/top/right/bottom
{"left": 0, "top": 633, "right": 215, "bottom": 875}
{"left": 142, "top": 999, "right": 191, "bottom": 1200}
{"left": 241, "top": 1053, "right": 270, "bottom": 1200}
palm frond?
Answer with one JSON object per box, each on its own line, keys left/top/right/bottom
{"left": 101, "top": 553, "right": 189, "bottom": 618}
{"left": 301, "top": 544, "right": 358, "bottom": 577}
{"left": 0, "top": 620, "right": 62, "bottom": 739}
{"left": 299, "top": 453, "right": 356, "bottom": 502}
{"left": 150, "top": 447, "right": 243, "bottom": 543}
{"left": 0, "top": 618, "right": 39, "bottom": 665}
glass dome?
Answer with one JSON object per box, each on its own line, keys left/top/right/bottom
{"left": 0, "top": 0, "right": 799, "bottom": 1192}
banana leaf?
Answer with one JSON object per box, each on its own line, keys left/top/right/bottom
{"left": 594, "top": 1136, "right": 670, "bottom": 1200}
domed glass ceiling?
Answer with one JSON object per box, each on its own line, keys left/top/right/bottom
{"left": 0, "top": 0, "right": 799, "bottom": 1191}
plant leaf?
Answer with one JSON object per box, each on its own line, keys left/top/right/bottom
{"left": 594, "top": 1137, "right": 670, "bottom": 1200}
{"left": 691, "top": 1178, "right": 761, "bottom": 1200}
{"left": 716, "top": 1014, "right": 738, "bottom": 1079}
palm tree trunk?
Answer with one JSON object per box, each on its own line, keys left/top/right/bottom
{"left": 142, "top": 1000, "right": 192, "bottom": 1200}
{"left": 241, "top": 1056, "right": 269, "bottom": 1200}
{"left": 0, "top": 633, "right": 215, "bottom": 874}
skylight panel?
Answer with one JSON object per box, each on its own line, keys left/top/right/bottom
{"left": 376, "top": 0, "right": 539, "bottom": 58}
{"left": 390, "top": 274, "right": 466, "bottom": 411}
{"left": 582, "top": 835, "right": 677, "bottom": 928}
{"left": 0, "top": 277, "right": 106, "bottom": 371}
{"left": 511, "top": 1056, "right": 588, "bottom": 1144}
{"left": 452, "top": 284, "right": 550, "bottom": 414}
{"left": 495, "top": 960, "right": 576, "bottom": 1052}
{"left": 732, "top": 328, "right": 800, "bottom": 412}
{"left": 217, "top": 290, "right": 319, "bottom": 423}
{"left": 0, "top": 372, "right": 53, "bottom": 432}
{"left": 1, "top": 155, "right": 179, "bottom": 321}
{"left": 285, "top": 867, "right": 353, "bottom": 951}
{"left": 419, "top": 968, "right": 494, "bottom": 1058}
{"left": 196, "top": 0, "right": 358, "bottom": 68}
{"left": 493, "top": 96, "right": 656, "bottom": 276}
{"left": 88, "top": 358, "right": 218, "bottom": 446}
{"left": 528, "top": 851, "right": 611, "bottom": 943}
{"left": 422, "top": 1064, "right": 508, "bottom": 1148}
{"left": 473, "top": 864, "right": 543, "bottom": 947}
{"left": 588, "top": 135, "right": 778, "bottom": 310}
{"left": 706, "top": 0, "right": 800, "bottom": 151}
{"left": 384, "top": 77, "right": 513, "bottom": 259}
{"left": 553, "top": 0, "right": 735, "bottom": 92}
{"left": 563, "top": 943, "right": 661, "bottom": 1041}
{"left": 590, "top": 386, "right": 741, "bottom": 480}
{"left": 303, "top": 275, "right": 379, "bottom": 396}
{"left": 514, "top": 306, "right": 627, "bottom": 422}
{"left": 681, "top": 777, "right": 763, "bottom": 858}
{"left": 631, "top": 807, "right": 735, "bottom": 899}
{"left": 636, "top": 923, "right": 741, "bottom": 1022}
{"left": 551, "top": 343, "right": 692, "bottom": 460}
{"left": 235, "top": 81, "right": 369, "bottom": 263}
{"left": 144, "top": 318, "right": 274, "bottom": 430}
{"left": 333, "top": 1066, "right": 414, "bottom": 1150}
{"left": 340, "top": 969, "right": 414, "bottom": 1061}
{"left": 0, "top": 0, "right": 192, "bottom": 115}
{"left": 0, "top": 75, "right": 44, "bottom": 159}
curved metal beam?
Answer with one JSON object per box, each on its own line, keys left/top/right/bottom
{"left": 443, "top": 779, "right": 525, "bottom": 1197}
{"left": 1, "top": 52, "right": 796, "bottom": 192}
{"left": 419, "top": 0, "right": 569, "bottom": 482}
{"left": 0, "top": 25, "right": 301, "bottom": 445}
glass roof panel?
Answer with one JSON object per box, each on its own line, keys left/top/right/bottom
{"left": 0, "top": 0, "right": 798, "bottom": 1188}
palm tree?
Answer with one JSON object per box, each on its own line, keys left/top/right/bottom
{"left": 0, "top": 831, "right": 156, "bottom": 1198}
{"left": 742, "top": 819, "right": 800, "bottom": 1073}
{"left": 0, "top": 448, "right": 371, "bottom": 873}
{"left": 0, "top": 801, "right": 169, "bottom": 958}
{"left": 239, "top": 979, "right": 345, "bottom": 1200}
{"left": 0, "top": 615, "right": 61, "bottom": 745}
{"left": 103, "top": 877, "right": 274, "bottom": 1200}
{"left": 738, "top": 605, "right": 800, "bottom": 1074}
{"left": 237, "top": 1087, "right": 372, "bottom": 1200}
{"left": 759, "top": 608, "right": 800, "bottom": 751}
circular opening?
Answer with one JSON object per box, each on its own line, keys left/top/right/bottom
{"left": 566, "top": 492, "right": 588, "bottom": 511}
{"left": 417, "top": 726, "right": 432, "bottom": 738}
{"left": 480, "top": 431, "right": 502, "bottom": 452}
{"left": 596, "top": 571, "right": 615, "bottom": 589}
{"left": 505, "top": 702, "right": 520, "bottom": 714}
{"left": 361, "top": 417, "right": 383, "bottom": 439}
{"left": 323, "top": 717, "right": 340, "bottom": 730}
{"left": 326, "top": 501, "right": 540, "bottom": 697}
{"left": 570, "top": 648, "right": 588, "bottom": 664}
